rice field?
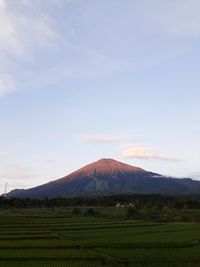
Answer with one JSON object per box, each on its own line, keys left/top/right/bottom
{"left": 1, "top": 211, "right": 200, "bottom": 266}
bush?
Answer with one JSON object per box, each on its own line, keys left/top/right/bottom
{"left": 84, "top": 208, "right": 99, "bottom": 217}
{"left": 126, "top": 206, "right": 139, "bottom": 219}
{"left": 72, "top": 207, "right": 81, "bottom": 215}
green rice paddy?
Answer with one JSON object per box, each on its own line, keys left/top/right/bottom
{"left": 0, "top": 210, "right": 200, "bottom": 266}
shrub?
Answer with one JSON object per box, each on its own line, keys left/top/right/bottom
{"left": 72, "top": 207, "right": 81, "bottom": 215}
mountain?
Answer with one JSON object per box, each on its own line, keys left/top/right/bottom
{"left": 7, "top": 158, "right": 200, "bottom": 199}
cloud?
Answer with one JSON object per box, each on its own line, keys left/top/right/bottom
{"left": 80, "top": 134, "right": 135, "bottom": 144}
{"left": 0, "top": 150, "right": 9, "bottom": 159}
{"left": 0, "top": 0, "right": 59, "bottom": 96}
{"left": 81, "top": 136, "right": 180, "bottom": 162}
{"left": 186, "top": 172, "right": 200, "bottom": 179}
{"left": 0, "top": 164, "right": 39, "bottom": 194}
{"left": 121, "top": 144, "right": 179, "bottom": 162}
{"left": 1, "top": 0, "right": 200, "bottom": 97}
{"left": 43, "top": 159, "right": 58, "bottom": 164}
{"left": 154, "top": 0, "right": 200, "bottom": 37}
{"left": 0, "top": 0, "right": 58, "bottom": 59}
{"left": 0, "top": 0, "right": 5, "bottom": 8}
{"left": 0, "top": 74, "right": 17, "bottom": 96}
{"left": 0, "top": 163, "right": 37, "bottom": 180}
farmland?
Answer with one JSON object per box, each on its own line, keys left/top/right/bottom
{"left": 1, "top": 209, "right": 200, "bottom": 266}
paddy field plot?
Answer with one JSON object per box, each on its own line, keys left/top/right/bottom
{"left": 1, "top": 212, "right": 200, "bottom": 266}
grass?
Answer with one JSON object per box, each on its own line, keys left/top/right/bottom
{"left": 1, "top": 209, "right": 200, "bottom": 266}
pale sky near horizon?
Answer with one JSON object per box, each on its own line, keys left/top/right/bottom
{"left": 0, "top": 0, "right": 200, "bottom": 194}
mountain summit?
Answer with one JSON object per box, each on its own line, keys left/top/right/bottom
{"left": 8, "top": 158, "right": 200, "bottom": 199}
{"left": 70, "top": 158, "right": 147, "bottom": 177}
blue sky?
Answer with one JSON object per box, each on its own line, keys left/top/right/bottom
{"left": 0, "top": 0, "right": 200, "bottom": 193}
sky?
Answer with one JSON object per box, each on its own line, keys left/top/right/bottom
{"left": 0, "top": 0, "right": 200, "bottom": 194}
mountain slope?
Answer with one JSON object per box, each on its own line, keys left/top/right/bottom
{"left": 8, "top": 158, "right": 200, "bottom": 199}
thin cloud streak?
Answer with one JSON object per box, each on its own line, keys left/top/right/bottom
{"left": 0, "top": 150, "right": 9, "bottom": 160}
{"left": 0, "top": 74, "right": 16, "bottom": 96}
{"left": 121, "top": 144, "right": 180, "bottom": 162}
{"left": 80, "top": 134, "right": 135, "bottom": 144}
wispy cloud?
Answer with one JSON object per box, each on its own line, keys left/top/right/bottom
{"left": 0, "top": 0, "right": 58, "bottom": 59}
{"left": 1, "top": 0, "right": 200, "bottom": 97}
{"left": 154, "top": 0, "right": 200, "bottom": 37}
{"left": 0, "top": 74, "right": 16, "bottom": 96}
{"left": 81, "top": 135, "right": 179, "bottom": 162}
{"left": 79, "top": 134, "right": 135, "bottom": 144}
{"left": 0, "top": 0, "right": 59, "bottom": 96}
{"left": 186, "top": 172, "right": 200, "bottom": 179}
{"left": 121, "top": 144, "right": 179, "bottom": 162}
{"left": 0, "top": 150, "right": 9, "bottom": 160}
{"left": 0, "top": 163, "right": 37, "bottom": 180}
{"left": 0, "top": 163, "right": 40, "bottom": 194}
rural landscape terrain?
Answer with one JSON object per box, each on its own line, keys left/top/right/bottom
{"left": 1, "top": 207, "right": 200, "bottom": 267}
{"left": 1, "top": 159, "right": 200, "bottom": 267}
{"left": 1, "top": 1, "right": 199, "bottom": 266}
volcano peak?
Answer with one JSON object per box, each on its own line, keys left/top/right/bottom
{"left": 8, "top": 158, "right": 200, "bottom": 199}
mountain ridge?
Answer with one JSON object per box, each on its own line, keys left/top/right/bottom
{"left": 7, "top": 158, "right": 200, "bottom": 199}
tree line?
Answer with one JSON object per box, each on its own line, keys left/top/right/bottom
{"left": 0, "top": 194, "right": 200, "bottom": 210}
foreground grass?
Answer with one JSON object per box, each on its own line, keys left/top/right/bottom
{"left": 1, "top": 209, "right": 200, "bottom": 266}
